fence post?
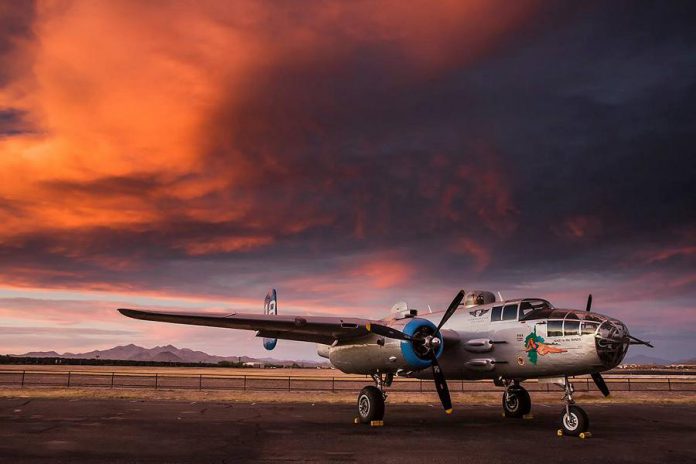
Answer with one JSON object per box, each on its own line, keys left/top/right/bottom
{"left": 586, "top": 378, "right": 590, "bottom": 392}
{"left": 21, "top": 370, "right": 25, "bottom": 388}
{"left": 668, "top": 378, "right": 671, "bottom": 392}
{"left": 155, "top": 373, "right": 158, "bottom": 390}
{"left": 243, "top": 375, "right": 247, "bottom": 391}
{"left": 461, "top": 380, "right": 464, "bottom": 392}
{"left": 332, "top": 377, "right": 335, "bottom": 393}
{"left": 627, "top": 378, "right": 631, "bottom": 391}
{"left": 111, "top": 372, "right": 115, "bottom": 389}
{"left": 67, "top": 371, "right": 71, "bottom": 388}
{"left": 420, "top": 379, "right": 423, "bottom": 393}
{"left": 288, "top": 376, "right": 291, "bottom": 391}
{"left": 199, "top": 374, "right": 202, "bottom": 391}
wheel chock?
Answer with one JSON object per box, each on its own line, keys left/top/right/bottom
{"left": 523, "top": 414, "right": 534, "bottom": 420}
{"left": 556, "top": 429, "right": 592, "bottom": 439}
{"left": 354, "top": 417, "right": 360, "bottom": 424}
{"left": 370, "top": 420, "right": 384, "bottom": 427}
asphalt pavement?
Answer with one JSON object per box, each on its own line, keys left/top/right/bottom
{"left": 0, "top": 398, "right": 694, "bottom": 463}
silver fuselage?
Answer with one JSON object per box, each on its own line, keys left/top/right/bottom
{"left": 324, "top": 299, "right": 630, "bottom": 380}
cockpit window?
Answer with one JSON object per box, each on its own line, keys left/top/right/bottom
{"left": 502, "top": 304, "right": 518, "bottom": 321}
{"left": 519, "top": 299, "right": 555, "bottom": 320}
{"left": 519, "top": 302, "right": 535, "bottom": 319}
{"left": 491, "top": 306, "right": 502, "bottom": 322}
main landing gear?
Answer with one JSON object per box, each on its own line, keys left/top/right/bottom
{"left": 502, "top": 381, "right": 531, "bottom": 418}
{"left": 558, "top": 376, "right": 589, "bottom": 437}
{"left": 357, "top": 372, "right": 392, "bottom": 424}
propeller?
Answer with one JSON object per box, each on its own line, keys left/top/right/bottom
{"left": 366, "top": 290, "right": 465, "bottom": 414}
{"left": 430, "top": 352, "right": 452, "bottom": 412}
{"left": 585, "top": 294, "right": 592, "bottom": 312}
{"left": 591, "top": 372, "right": 610, "bottom": 397}
{"left": 365, "top": 322, "right": 412, "bottom": 341}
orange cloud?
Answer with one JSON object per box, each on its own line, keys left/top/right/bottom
{"left": 348, "top": 253, "right": 416, "bottom": 289}
{"left": 0, "top": 0, "right": 541, "bottom": 295}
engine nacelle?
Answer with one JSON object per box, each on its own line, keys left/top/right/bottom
{"left": 327, "top": 318, "right": 443, "bottom": 374}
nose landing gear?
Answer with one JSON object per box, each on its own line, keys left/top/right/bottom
{"left": 558, "top": 376, "right": 590, "bottom": 437}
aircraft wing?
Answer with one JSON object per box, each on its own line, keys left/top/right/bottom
{"left": 118, "top": 308, "right": 371, "bottom": 345}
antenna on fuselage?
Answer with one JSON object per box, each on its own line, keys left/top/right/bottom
{"left": 427, "top": 304, "right": 433, "bottom": 314}
{"left": 497, "top": 291, "right": 503, "bottom": 302}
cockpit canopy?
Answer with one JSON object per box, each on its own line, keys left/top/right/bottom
{"left": 463, "top": 291, "right": 496, "bottom": 307}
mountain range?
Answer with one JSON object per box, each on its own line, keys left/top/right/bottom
{"left": 10, "top": 345, "right": 693, "bottom": 367}
{"left": 13, "top": 344, "right": 328, "bottom": 367}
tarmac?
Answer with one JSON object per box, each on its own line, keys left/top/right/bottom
{"left": 0, "top": 398, "right": 694, "bottom": 463}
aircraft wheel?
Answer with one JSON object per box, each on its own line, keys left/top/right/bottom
{"left": 502, "top": 386, "right": 531, "bottom": 418}
{"left": 560, "top": 405, "right": 589, "bottom": 436}
{"left": 357, "top": 386, "right": 385, "bottom": 424}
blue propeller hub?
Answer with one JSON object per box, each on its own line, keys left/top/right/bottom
{"left": 400, "top": 318, "right": 444, "bottom": 369}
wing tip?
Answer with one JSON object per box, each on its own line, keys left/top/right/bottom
{"left": 117, "top": 308, "right": 140, "bottom": 318}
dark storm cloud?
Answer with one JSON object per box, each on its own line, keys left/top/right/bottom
{"left": 190, "top": 1, "right": 696, "bottom": 280}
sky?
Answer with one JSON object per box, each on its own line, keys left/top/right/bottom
{"left": 0, "top": 1, "right": 694, "bottom": 361}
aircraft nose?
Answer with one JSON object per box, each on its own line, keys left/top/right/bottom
{"left": 595, "top": 319, "right": 630, "bottom": 368}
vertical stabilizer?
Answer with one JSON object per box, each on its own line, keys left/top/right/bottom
{"left": 263, "top": 289, "right": 278, "bottom": 350}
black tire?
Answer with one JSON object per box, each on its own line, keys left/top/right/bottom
{"left": 502, "top": 386, "right": 531, "bottom": 418}
{"left": 560, "top": 405, "right": 589, "bottom": 436}
{"left": 357, "top": 386, "right": 385, "bottom": 424}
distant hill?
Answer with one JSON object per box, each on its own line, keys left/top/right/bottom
{"left": 21, "top": 351, "right": 61, "bottom": 358}
{"left": 623, "top": 354, "right": 673, "bottom": 365}
{"left": 11, "top": 344, "right": 327, "bottom": 367}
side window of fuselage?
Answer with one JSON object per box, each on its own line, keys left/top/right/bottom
{"left": 491, "top": 306, "right": 503, "bottom": 322}
{"left": 582, "top": 321, "right": 599, "bottom": 335}
{"left": 564, "top": 320, "right": 580, "bottom": 336}
{"left": 502, "top": 304, "right": 518, "bottom": 321}
{"left": 547, "top": 320, "right": 563, "bottom": 337}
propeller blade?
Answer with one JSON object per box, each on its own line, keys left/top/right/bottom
{"left": 628, "top": 335, "right": 654, "bottom": 348}
{"left": 365, "top": 322, "right": 412, "bottom": 341}
{"left": 591, "top": 372, "right": 610, "bottom": 397}
{"left": 430, "top": 353, "right": 452, "bottom": 414}
{"left": 435, "top": 290, "right": 466, "bottom": 333}
{"left": 585, "top": 294, "right": 592, "bottom": 312}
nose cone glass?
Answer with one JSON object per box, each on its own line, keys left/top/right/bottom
{"left": 596, "top": 320, "right": 630, "bottom": 368}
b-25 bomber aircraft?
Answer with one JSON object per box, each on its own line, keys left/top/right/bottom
{"left": 118, "top": 289, "right": 652, "bottom": 436}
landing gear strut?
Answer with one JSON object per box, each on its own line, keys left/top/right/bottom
{"left": 559, "top": 376, "right": 589, "bottom": 436}
{"left": 502, "top": 380, "right": 531, "bottom": 418}
{"left": 356, "top": 372, "right": 392, "bottom": 424}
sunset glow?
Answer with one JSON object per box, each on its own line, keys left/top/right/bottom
{"left": 0, "top": 1, "right": 694, "bottom": 361}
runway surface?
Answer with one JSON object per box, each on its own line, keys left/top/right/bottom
{"left": 1, "top": 398, "right": 694, "bottom": 463}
